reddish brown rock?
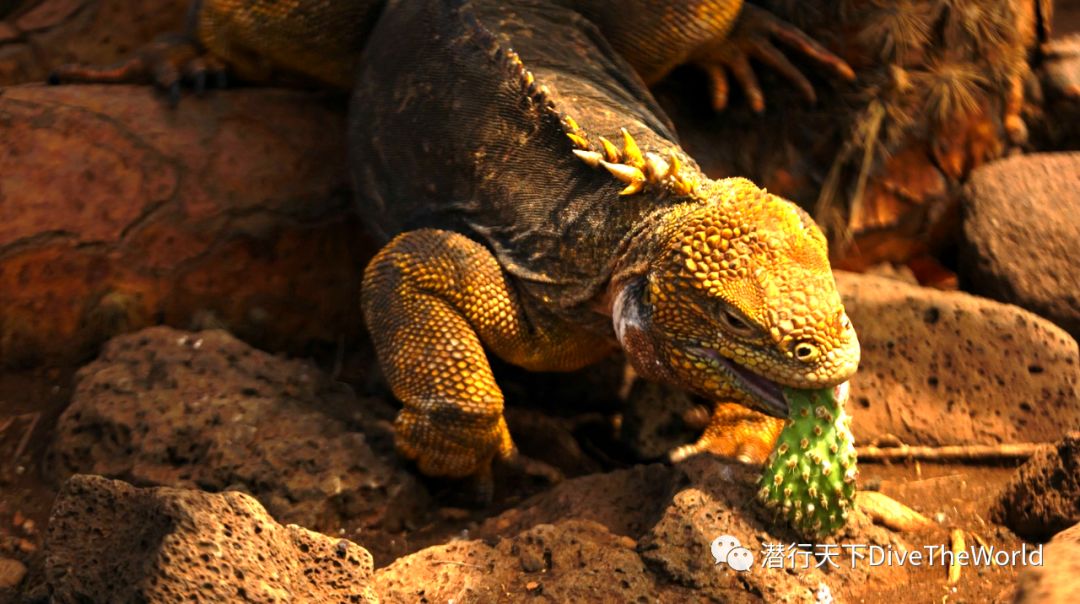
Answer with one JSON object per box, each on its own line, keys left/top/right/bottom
{"left": 638, "top": 456, "right": 906, "bottom": 603}
{"left": 837, "top": 271, "right": 1080, "bottom": 447}
{"left": 375, "top": 519, "right": 662, "bottom": 603}
{"left": 477, "top": 464, "right": 678, "bottom": 540}
{"left": 993, "top": 432, "right": 1080, "bottom": 542}
{"left": 0, "top": 85, "right": 366, "bottom": 367}
{"left": 960, "top": 153, "right": 1080, "bottom": 340}
{"left": 471, "top": 456, "right": 911, "bottom": 603}
{"left": 0, "top": 0, "right": 189, "bottom": 86}
{"left": 1013, "top": 521, "right": 1080, "bottom": 604}
{"left": 45, "top": 474, "right": 378, "bottom": 603}
{"left": 48, "top": 326, "right": 429, "bottom": 548}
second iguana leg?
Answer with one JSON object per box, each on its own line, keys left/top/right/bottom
{"left": 669, "top": 401, "right": 785, "bottom": 464}
{"left": 685, "top": 4, "right": 855, "bottom": 112}
{"left": 362, "top": 228, "right": 615, "bottom": 490}
{"left": 50, "top": 0, "right": 378, "bottom": 93}
{"left": 49, "top": 33, "right": 229, "bottom": 101}
{"left": 570, "top": 0, "right": 854, "bottom": 112}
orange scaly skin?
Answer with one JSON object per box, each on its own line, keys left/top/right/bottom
{"left": 54, "top": 0, "right": 860, "bottom": 489}
{"left": 362, "top": 229, "right": 615, "bottom": 480}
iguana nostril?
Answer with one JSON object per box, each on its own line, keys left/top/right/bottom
{"left": 793, "top": 341, "right": 818, "bottom": 361}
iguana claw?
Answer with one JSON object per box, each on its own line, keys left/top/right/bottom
{"left": 49, "top": 33, "right": 228, "bottom": 105}
{"left": 690, "top": 4, "right": 855, "bottom": 112}
{"left": 668, "top": 401, "right": 784, "bottom": 465}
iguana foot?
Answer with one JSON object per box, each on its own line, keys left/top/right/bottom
{"left": 499, "top": 448, "right": 565, "bottom": 485}
{"left": 49, "top": 33, "right": 228, "bottom": 104}
{"left": 689, "top": 4, "right": 855, "bottom": 112}
{"left": 669, "top": 401, "right": 784, "bottom": 465}
{"left": 456, "top": 449, "right": 565, "bottom": 506}
{"left": 394, "top": 407, "right": 515, "bottom": 480}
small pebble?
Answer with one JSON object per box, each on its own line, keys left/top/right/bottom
{"left": 0, "top": 557, "right": 27, "bottom": 589}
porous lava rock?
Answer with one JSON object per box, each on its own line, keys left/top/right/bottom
{"left": 960, "top": 153, "right": 1080, "bottom": 340}
{"left": 48, "top": 326, "right": 428, "bottom": 539}
{"left": 45, "top": 474, "right": 378, "bottom": 603}
{"left": 993, "top": 432, "right": 1080, "bottom": 541}
{"left": 375, "top": 519, "right": 660, "bottom": 603}
{"left": 836, "top": 271, "right": 1080, "bottom": 446}
{"left": 637, "top": 456, "right": 904, "bottom": 603}
{"left": 477, "top": 463, "right": 678, "bottom": 540}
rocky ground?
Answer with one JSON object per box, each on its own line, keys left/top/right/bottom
{"left": 4, "top": 156, "right": 1078, "bottom": 601}
{"left": 1, "top": 1, "right": 1079, "bottom": 603}
{"left": 0, "top": 210, "right": 1077, "bottom": 602}
{"left": 0, "top": 275, "right": 1076, "bottom": 602}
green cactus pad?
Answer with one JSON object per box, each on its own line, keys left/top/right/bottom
{"left": 757, "top": 385, "right": 857, "bottom": 539}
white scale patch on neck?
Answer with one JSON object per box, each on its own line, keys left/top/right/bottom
{"left": 612, "top": 280, "right": 665, "bottom": 377}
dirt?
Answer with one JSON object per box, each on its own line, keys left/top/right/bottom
{"left": 855, "top": 463, "right": 1028, "bottom": 603}
{"left": 0, "top": 368, "right": 71, "bottom": 597}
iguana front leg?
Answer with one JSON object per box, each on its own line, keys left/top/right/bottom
{"left": 50, "top": 0, "right": 378, "bottom": 94}
{"left": 362, "top": 229, "right": 615, "bottom": 487}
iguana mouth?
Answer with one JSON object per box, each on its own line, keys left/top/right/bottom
{"left": 691, "top": 348, "right": 788, "bottom": 418}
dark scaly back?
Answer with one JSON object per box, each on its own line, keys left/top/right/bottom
{"left": 350, "top": 0, "right": 704, "bottom": 312}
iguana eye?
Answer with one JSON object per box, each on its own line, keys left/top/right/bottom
{"left": 720, "top": 307, "right": 756, "bottom": 336}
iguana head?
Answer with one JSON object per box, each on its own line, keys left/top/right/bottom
{"left": 613, "top": 178, "right": 860, "bottom": 418}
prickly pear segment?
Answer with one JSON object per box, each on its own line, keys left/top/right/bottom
{"left": 757, "top": 383, "right": 857, "bottom": 539}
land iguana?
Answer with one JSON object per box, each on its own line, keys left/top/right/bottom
{"left": 53, "top": 0, "right": 862, "bottom": 497}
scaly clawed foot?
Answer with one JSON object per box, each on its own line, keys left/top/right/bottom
{"left": 690, "top": 4, "right": 855, "bottom": 112}
{"left": 396, "top": 406, "right": 562, "bottom": 505}
{"left": 668, "top": 401, "right": 785, "bottom": 465}
{"left": 49, "top": 33, "right": 229, "bottom": 105}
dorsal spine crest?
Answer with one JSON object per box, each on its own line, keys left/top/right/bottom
{"left": 563, "top": 118, "right": 703, "bottom": 199}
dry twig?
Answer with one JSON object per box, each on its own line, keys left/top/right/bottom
{"left": 857, "top": 442, "right": 1049, "bottom": 461}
